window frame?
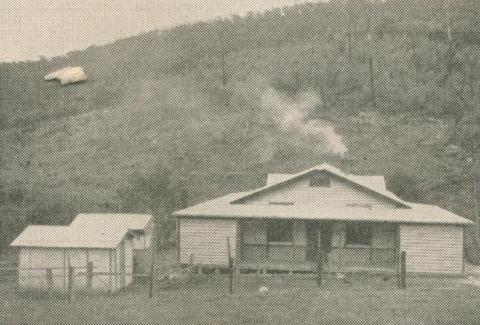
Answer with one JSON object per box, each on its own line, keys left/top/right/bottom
{"left": 345, "top": 222, "right": 372, "bottom": 246}
{"left": 267, "top": 220, "right": 294, "bottom": 243}
{"left": 309, "top": 175, "right": 331, "bottom": 187}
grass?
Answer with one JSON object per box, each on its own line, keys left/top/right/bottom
{"left": 1, "top": 272, "right": 480, "bottom": 324}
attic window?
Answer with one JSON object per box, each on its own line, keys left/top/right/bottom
{"left": 310, "top": 176, "right": 330, "bottom": 187}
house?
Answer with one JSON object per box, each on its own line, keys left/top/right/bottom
{"left": 10, "top": 225, "right": 134, "bottom": 292}
{"left": 173, "top": 164, "right": 473, "bottom": 275}
{"left": 69, "top": 214, "right": 154, "bottom": 274}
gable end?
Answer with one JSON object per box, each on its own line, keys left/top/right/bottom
{"left": 231, "top": 170, "right": 409, "bottom": 208}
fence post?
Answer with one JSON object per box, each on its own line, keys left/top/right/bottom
{"left": 189, "top": 254, "right": 194, "bottom": 275}
{"left": 399, "top": 251, "right": 407, "bottom": 289}
{"left": 317, "top": 250, "right": 323, "bottom": 287}
{"left": 86, "top": 262, "right": 93, "bottom": 289}
{"left": 148, "top": 259, "right": 154, "bottom": 298}
{"left": 68, "top": 266, "right": 75, "bottom": 302}
{"left": 46, "top": 268, "right": 53, "bottom": 296}
{"left": 227, "top": 237, "right": 233, "bottom": 294}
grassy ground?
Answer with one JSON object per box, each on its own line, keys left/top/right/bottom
{"left": 1, "top": 272, "right": 480, "bottom": 324}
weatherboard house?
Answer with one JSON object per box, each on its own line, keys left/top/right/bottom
{"left": 174, "top": 164, "right": 473, "bottom": 275}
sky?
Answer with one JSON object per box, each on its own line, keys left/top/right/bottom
{"left": 0, "top": 0, "right": 308, "bottom": 63}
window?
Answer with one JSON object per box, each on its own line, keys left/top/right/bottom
{"left": 345, "top": 222, "right": 372, "bottom": 246}
{"left": 309, "top": 176, "right": 330, "bottom": 187}
{"left": 346, "top": 203, "right": 372, "bottom": 209}
{"left": 269, "top": 202, "right": 294, "bottom": 206}
{"left": 267, "top": 221, "right": 293, "bottom": 242}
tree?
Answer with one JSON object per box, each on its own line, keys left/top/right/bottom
{"left": 386, "top": 172, "right": 424, "bottom": 203}
{"left": 116, "top": 164, "right": 176, "bottom": 247}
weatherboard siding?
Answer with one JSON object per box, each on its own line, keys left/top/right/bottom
{"left": 244, "top": 177, "right": 397, "bottom": 208}
{"left": 19, "top": 248, "right": 65, "bottom": 289}
{"left": 179, "top": 218, "right": 237, "bottom": 266}
{"left": 399, "top": 225, "right": 464, "bottom": 274}
{"left": 117, "top": 239, "right": 133, "bottom": 287}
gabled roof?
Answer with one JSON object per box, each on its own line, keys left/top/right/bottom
{"left": 173, "top": 164, "right": 473, "bottom": 225}
{"left": 173, "top": 192, "right": 473, "bottom": 225}
{"left": 10, "top": 225, "right": 133, "bottom": 249}
{"left": 70, "top": 214, "right": 153, "bottom": 233}
{"left": 232, "top": 164, "right": 409, "bottom": 207}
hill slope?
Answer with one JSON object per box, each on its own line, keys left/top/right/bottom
{"left": 1, "top": 0, "right": 480, "bottom": 256}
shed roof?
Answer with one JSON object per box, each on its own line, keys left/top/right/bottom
{"left": 70, "top": 213, "right": 153, "bottom": 232}
{"left": 10, "top": 225, "right": 132, "bottom": 248}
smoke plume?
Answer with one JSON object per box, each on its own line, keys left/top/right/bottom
{"left": 261, "top": 88, "right": 347, "bottom": 156}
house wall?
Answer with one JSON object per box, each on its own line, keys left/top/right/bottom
{"left": 240, "top": 220, "right": 397, "bottom": 270}
{"left": 244, "top": 176, "right": 397, "bottom": 208}
{"left": 399, "top": 225, "right": 464, "bottom": 274}
{"left": 179, "top": 218, "right": 237, "bottom": 266}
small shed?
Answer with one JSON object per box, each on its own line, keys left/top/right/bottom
{"left": 70, "top": 214, "right": 154, "bottom": 274}
{"left": 10, "top": 225, "right": 134, "bottom": 292}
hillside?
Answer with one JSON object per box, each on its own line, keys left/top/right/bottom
{"left": 1, "top": 0, "right": 480, "bottom": 257}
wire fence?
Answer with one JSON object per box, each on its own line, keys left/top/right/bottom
{"left": 0, "top": 243, "right": 409, "bottom": 302}
{"left": 0, "top": 262, "right": 136, "bottom": 300}
{"left": 0, "top": 258, "right": 201, "bottom": 301}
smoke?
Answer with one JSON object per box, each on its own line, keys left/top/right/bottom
{"left": 261, "top": 87, "right": 348, "bottom": 156}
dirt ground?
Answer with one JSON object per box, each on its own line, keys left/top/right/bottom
{"left": 1, "top": 271, "right": 480, "bottom": 324}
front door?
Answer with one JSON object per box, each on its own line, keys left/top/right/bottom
{"left": 320, "top": 222, "right": 333, "bottom": 255}
{"left": 306, "top": 221, "right": 319, "bottom": 262}
{"left": 306, "top": 222, "right": 333, "bottom": 262}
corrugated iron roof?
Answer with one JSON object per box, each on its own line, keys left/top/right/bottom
{"left": 70, "top": 213, "right": 153, "bottom": 232}
{"left": 173, "top": 164, "right": 473, "bottom": 225}
{"left": 10, "top": 225, "right": 132, "bottom": 248}
{"left": 173, "top": 192, "right": 473, "bottom": 225}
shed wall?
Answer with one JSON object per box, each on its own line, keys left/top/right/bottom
{"left": 179, "top": 218, "right": 237, "bottom": 266}
{"left": 114, "top": 238, "right": 133, "bottom": 288}
{"left": 18, "top": 248, "right": 112, "bottom": 291}
{"left": 17, "top": 240, "right": 133, "bottom": 292}
{"left": 399, "top": 225, "right": 464, "bottom": 274}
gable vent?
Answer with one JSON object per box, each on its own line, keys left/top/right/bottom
{"left": 309, "top": 176, "right": 330, "bottom": 187}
